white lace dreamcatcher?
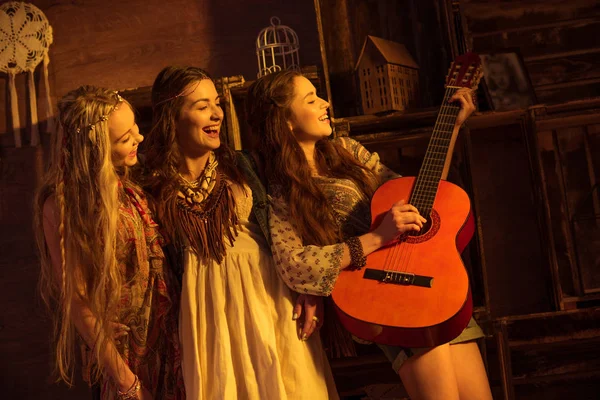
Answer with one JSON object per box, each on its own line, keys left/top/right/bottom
{"left": 0, "top": 1, "right": 54, "bottom": 148}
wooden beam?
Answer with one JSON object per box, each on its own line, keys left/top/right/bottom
{"left": 313, "top": 0, "right": 336, "bottom": 120}
{"left": 495, "top": 320, "right": 516, "bottom": 400}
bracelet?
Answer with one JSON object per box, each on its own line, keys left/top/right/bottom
{"left": 117, "top": 374, "right": 141, "bottom": 400}
{"left": 345, "top": 236, "right": 366, "bottom": 269}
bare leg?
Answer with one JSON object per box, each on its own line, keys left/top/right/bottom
{"left": 398, "top": 343, "right": 459, "bottom": 400}
{"left": 449, "top": 341, "right": 493, "bottom": 400}
{"left": 397, "top": 341, "right": 492, "bottom": 400}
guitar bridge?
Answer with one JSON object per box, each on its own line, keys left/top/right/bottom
{"left": 363, "top": 269, "right": 433, "bottom": 288}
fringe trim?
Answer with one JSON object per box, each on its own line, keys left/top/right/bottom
{"left": 176, "top": 171, "right": 239, "bottom": 263}
{"left": 42, "top": 53, "right": 55, "bottom": 135}
{"left": 28, "top": 70, "right": 40, "bottom": 146}
{"left": 8, "top": 71, "right": 21, "bottom": 148}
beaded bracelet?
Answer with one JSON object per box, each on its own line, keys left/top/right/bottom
{"left": 345, "top": 236, "right": 366, "bottom": 269}
{"left": 117, "top": 374, "right": 141, "bottom": 400}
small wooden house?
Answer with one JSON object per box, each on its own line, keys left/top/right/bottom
{"left": 356, "top": 35, "right": 419, "bottom": 114}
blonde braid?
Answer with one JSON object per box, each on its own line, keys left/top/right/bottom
{"left": 56, "top": 140, "right": 77, "bottom": 384}
{"left": 34, "top": 86, "right": 128, "bottom": 386}
{"left": 56, "top": 179, "right": 67, "bottom": 304}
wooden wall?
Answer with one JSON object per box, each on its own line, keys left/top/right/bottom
{"left": 0, "top": 1, "right": 321, "bottom": 398}
{"left": 317, "top": 0, "right": 455, "bottom": 117}
{"left": 0, "top": 0, "right": 322, "bottom": 145}
{"left": 461, "top": 0, "right": 600, "bottom": 105}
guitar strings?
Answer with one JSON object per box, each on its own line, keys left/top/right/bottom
{"left": 383, "top": 87, "right": 460, "bottom": 279}
{"left": 387, "top": 89, "right": 457, "bottom": 280}
{"left": 401, "top": 89, "right": 459, "bottom": 276}
{"left": 389, "top": 88, "right": 453, "bottom": 274}
{"left": 398, "top": 88, "right": 459, "bottom": 274}
{"left": 398, "top": 87, "right": 460, "bottom": 275}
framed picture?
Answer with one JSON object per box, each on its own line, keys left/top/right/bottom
{"left": 479, "top": 51, "right": 537, "bottom": 111}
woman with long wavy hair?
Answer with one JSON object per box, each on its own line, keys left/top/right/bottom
{"left": 142, "top": 65, "right": 337, "bottom": 400}
{"left": 35, "top": 86, "right": 184, "bottom": 399}
{"left": 245, "top": 70, "right": 493, "bottom": 400}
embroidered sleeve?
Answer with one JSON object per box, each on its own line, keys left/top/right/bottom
{"left": 268, "top": 194, "right": 345, "bottom": 296}
{"left": 335, "top": 136, "right": 399, "bottom": 183}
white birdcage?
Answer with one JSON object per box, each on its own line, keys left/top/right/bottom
{"left": 256, "top": 16, "right": 300, "bottom": 78}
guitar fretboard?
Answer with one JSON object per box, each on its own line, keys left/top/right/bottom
{"left": 409, "top": 87, "right": 461, "bottom": 216}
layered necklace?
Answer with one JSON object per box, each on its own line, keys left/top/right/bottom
{"left": 175, "top": 152, "right": 239, "bottom": 263}
{"left": 178, "top": 152, "right": 218, "bottom": 206}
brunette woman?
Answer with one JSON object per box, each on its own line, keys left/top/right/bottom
{"left": 143, "top": 66, "right": 337, "bottom": 400}
{"left": 245, "top": 70, "right": 493, "bottom": 400}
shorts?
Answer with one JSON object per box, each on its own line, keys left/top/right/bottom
{"left": 377, "top": 317, "right": 485, "bottom": 373}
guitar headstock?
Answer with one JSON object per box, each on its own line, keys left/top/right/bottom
{"left": 445, "top": 52, "right": 483, "bottom": 90}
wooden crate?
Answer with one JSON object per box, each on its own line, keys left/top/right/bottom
{"left": 493, "top": 308, "right": 600, "bottom": 400}
{"left": 531, "top": 99, "right": 600, "bottom": 310}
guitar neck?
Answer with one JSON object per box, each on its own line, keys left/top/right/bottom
{"left": 409, "top": 87, "right": 462, "bottom": 215}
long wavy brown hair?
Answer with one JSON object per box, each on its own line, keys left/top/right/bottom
{"left": 142, "top": 66, "right": 245, "bottom": 247}
{"left": 34, "top": 86, "right": 128, "bottom": 385}
{"left": 246, "top": 70, "right": 379, "bottom": 246}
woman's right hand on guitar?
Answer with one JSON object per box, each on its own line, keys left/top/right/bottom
{"left": 343, "top": 200, "right": 427, "bottom": 270}
{"left": 373, "top": 200, "right": 426, "bottom": 245}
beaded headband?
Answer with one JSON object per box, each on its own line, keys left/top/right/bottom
{"left": 75, "top": 92, "right": 124, "bottom": 134}
{"left": 152, "top": 80, "right": 201, "bottom": 108}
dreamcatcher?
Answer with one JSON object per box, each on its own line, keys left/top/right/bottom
{"left": 0, "top": 1, "right": 54, "bottom": 148}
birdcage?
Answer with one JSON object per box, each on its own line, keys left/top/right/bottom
{"left": 256, "top": 16, "right": 300, "bottom": 78}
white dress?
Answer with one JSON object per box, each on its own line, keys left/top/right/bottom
{"left": 179, "top": 183, "right": 339, "bottom": 400}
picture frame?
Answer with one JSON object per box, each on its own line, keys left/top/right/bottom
{"left": 479, "top": 50, "right": 537, "bottom": 111}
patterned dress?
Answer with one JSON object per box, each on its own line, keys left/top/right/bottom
{"left": 178, "top": 182, "right": 339, "bottom": 400}
{"left": 268, "top": 137, "right": 483, "bottom": 368}
{"left": 84, "top": 181, "right": 185, "bottom": 399}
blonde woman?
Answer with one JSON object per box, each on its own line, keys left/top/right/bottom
{"left": 35, "top": 86, "right": 185, "bottom": 399}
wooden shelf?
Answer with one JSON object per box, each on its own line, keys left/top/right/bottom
{"left": 332, "top": 96, "right": 600, "bottom": 140}
{"left": 332, "top": 107, "right": 527, "bottom": 137}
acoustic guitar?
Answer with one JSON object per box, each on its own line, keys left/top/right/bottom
{"left": 332, "top": 52, "right": 483, "bottom": 348}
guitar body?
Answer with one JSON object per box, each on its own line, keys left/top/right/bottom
{"left": 331, "top": 52, "right": 482, "bottom": 347}
{"left": 332, "top": 177, "right": 475, "bottom": 347}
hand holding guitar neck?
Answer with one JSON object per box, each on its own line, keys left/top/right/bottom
{"left": 449, "top": 87, "right": 476, "bottom": 127}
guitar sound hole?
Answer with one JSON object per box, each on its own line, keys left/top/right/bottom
{"left": 413, "top": 218, "right": 433, "bottom": 237}
{"left": 405, "top": 209, "right": 440, "bottom": 243}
